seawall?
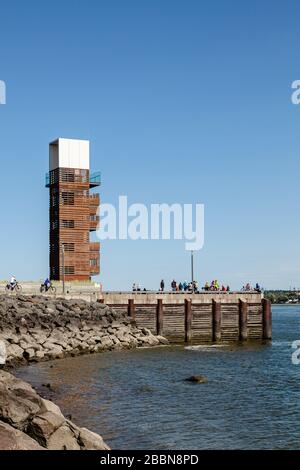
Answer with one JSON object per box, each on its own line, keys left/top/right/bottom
{"left": 0, "top": 295, "right": 168, "bottom": 367}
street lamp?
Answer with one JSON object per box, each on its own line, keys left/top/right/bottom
{"left": 186, "top": 249, "right": 195, "bottom": 293}
{"left": 191, "top": 250, "right": 194, "bottom": 288}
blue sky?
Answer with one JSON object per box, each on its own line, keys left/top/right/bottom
{"left": 0, "top": 0, "right": 299, "bottom": 290}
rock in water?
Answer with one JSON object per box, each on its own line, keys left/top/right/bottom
{"left": 185, "top": 375, "right": 207, "bottom": 384}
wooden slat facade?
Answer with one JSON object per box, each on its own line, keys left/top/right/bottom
{"left": 48, "top": 167, "right": 100, "bottom": 281}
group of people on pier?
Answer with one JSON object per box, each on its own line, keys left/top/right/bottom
{"left": 161, "top": 279, "right": 200, "bottom": 293}
{"left": 132, "top": 280, "right": 262, "bottom": 293}
{"left": 242, "top": 283, "right": 261, "bottom": 292}
{"left": 203, "top": 280, "right": 230, "bottom": 292}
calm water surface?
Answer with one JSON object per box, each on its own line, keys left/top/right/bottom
{"left": 15, "top": 306, "right": 300, "bottom": 449}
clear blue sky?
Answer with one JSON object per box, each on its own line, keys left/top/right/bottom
{"left": 0, "top": 0, "right": 299, "bottom": 290}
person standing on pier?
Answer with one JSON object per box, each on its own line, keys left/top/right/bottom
{"left": 160, "top": 279, "right": 165, "bottom": 292}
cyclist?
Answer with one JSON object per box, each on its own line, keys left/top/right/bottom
{"left": 43, "top": 277, "right": 51, "bottom": 292}
{"left": 10, "top": 276, "right": 17, "bottom": 290}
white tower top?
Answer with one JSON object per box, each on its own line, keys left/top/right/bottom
{"left": 49, "top": 138, "right": 90, "bottom": 171}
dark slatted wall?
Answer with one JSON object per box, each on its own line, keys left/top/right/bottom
{"left": 191, "top": 303, "right": 213, "bottom": 343}
{"left": 248, "top": 303, "right": 263, "bottom": 339}
{"left": 107, "top": 301, "right": 266, "bottom": 343}
{"left": 163, "top": 304, "right": 185, "bottom": 342}
{"left": 135, "top": 305, "right": 157, "bottom": 333}
{"left": 221, "top": 303, "right": 240, "bottom": 342}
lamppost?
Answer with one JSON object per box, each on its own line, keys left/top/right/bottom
{"left": 186, "top": 249, "right": 195, "bottom": 293}
{"left": 61, "top": 244, "right": 65, "bottom": 295}
{"left": 191, "top": 250, "right": 194, "bottom": 288}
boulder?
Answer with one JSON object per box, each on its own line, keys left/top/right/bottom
{"left": 100, "top": 336, "right": 114, "bottom": 349}
{"left": 46, "top": 425, "right": 81, "bottom": 450}
{"left": 35, "top": 350, "right": 45, "bottom": 360}
{"left": 0, "top": 421, "right": 44, "bottom": 450}
{"left": 0, "top": 372, "right": 42, "bottom": 429}
{"left": 40, "top": 398, "right": 64, "bottom": 419}
{"left": 6, "top": 344, "right": 24, "bottom": 360}
{"left": 156, "top": 336, "right": 169, "bottom": 345}
{"left": 4, "top": 333, "right": 20, "bottom": 344}
{"left": 78, "top": 427, "right": 110, "bottom": 450}
{"left": 139, "top": 335, "right": 160, "bottom": 346}
{"left": 24, "top": 348, "right": 36, "bottom": 360}
{"left": 43, "top": 343, "right": 64, "bottom": 359}
{"left": 28, "top": 411, "right": 65, "bottom": 445}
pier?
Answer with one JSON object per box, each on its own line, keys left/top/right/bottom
{"left": 99, "top": 291, "right": 271, "bottom": 343}
{"left": 0, "top": 284, "right": 271, "bottom": 343}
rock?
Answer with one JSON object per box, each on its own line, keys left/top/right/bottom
{"left": 139, "top": 335, "right": 160, "bottom": 346}
{"left": 78, "top": 427, "right": 110, "bottom": 450}
{"left": 77, "top": 341, "right": 89, "bottom": 351}
{"left": 156, "top": 336, "right": 169, "bottom": 345}
{"left": 6, "top": 344, "right": 24, "bottom": 360}
{"left": 4, "top": 333, "right": 20, "bottom": 344}
{"left": 0, "top": 421, "right": 44, "bottom": 450}
{"left": 100, "top": 336, "right": 114, "bottom": 348}
{"left": 0, "top": 372, "right": 42, "bottom": 429}
{"left": 28, "top": 411, "right": 65, "bottom": 445}
{"left": 31, "top": 332, "right": 48, "bottom": 345}
{"left": 185, "top": 375, "right": 207, "bottom": 384}
{"left": 35, "top": 350, "right": 45, "bottom": 360}
{"left": 40, "top": 399, "right": 64, "bottom": 419}
{"left": 46, "top": 425, "right": 80, "bottom": 450}
{"left": 42, "top": 383, "right": 58, "bottom": 392}
{"left": 0, "top": 368, "right": 110, "bottom": 450}
{"left": 55, "top": 304, "right": 65, "bottom": 313}
{"left": 45, "top": 308, "right": 55, "bottom": 314}
{"left": 68, "top": 338, "right": 81, "bottom": 349}
{"left": 43, "top": 343, "right": 64, "bottom": 359}
{"left": 142, "top": 328, "right": 151, "bottom": 336}
{"left": 0, "top": 340, "right": 6, "bottom": 365}
{"left": 24, "top": 348, "right": 36, "bottom": 360}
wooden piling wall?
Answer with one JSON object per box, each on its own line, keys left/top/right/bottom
{"left": 108, "top": 297, "right": 271, "bottom": 344}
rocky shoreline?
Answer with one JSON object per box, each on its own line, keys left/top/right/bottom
{"left": 0, "top": 295, "right": 168, "bottom": 450}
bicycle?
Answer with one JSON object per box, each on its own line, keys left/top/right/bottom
{"left": 5, "top": 282, "right": 22, "bottom": 293}
{"left": 40, "top": 284, "right": 56, "bottom": 294}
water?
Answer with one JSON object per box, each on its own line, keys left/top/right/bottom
{"left": 15, "top": 306, "right": 300, "bottom": 449}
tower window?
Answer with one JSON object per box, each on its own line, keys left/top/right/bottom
{"left": 61, "top": 192, "right": 74, "bottom": 205}
{"left": 63, "top": 243, "right": 75, "bottom": 252}
{"left": 61, "top": 220, "right": 75, "bottom": 229}
{"left": 64, "top": 266, "right": 75, "bottom": 275}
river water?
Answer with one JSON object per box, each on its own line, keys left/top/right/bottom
{"left": 15, "top": 306, "right": 300, "bottom": 449}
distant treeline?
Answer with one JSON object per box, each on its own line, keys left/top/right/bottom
{"left": 264, "top": 290, "right": 300, "bottom": 304}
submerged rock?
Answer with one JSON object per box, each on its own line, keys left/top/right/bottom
{"left": 185, "top": 375, "right": 207, "bottom": 384}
